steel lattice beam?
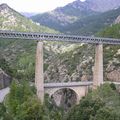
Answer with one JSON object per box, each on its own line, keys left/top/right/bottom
{"left": 0, "top": 30, "right": 120, "bottom": 44}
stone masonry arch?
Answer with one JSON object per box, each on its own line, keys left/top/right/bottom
{"left": 45, "top": 86, "right": 89, "bottom": 104}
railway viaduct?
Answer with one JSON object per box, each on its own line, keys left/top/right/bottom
{"left": 0, "top": 30, "right": 120, "bottom": 103}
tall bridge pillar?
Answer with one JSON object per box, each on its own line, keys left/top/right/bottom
{"left": 93, "top": 44, "right": 103, "bottom": 89}
{"left": 35, "top": 42, "right": 44, "bottom": 103}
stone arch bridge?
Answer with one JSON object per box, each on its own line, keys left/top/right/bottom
{"left": 0, "top": 81, "right": 120, "bottom": 103}
{"left": 0, "top": 30, "right": 120, "bottom": 103}
{"left": 44, "top": 82, "right": 92, "bottom": 103}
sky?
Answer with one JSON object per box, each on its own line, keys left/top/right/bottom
{"left": 0, "top": 0, "right": 86, "bottom": 13}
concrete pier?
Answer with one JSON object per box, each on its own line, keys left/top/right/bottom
{"left": 35, "top": 42, "right": 44, "bottom": 103}
{"left": 93, "top": 44, "right": 103, "bottom": 89}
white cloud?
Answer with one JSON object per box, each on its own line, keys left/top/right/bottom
{"left": 0, "top": 0, "right": 86, "bottom": 13}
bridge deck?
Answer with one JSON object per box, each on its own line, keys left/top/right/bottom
{"left": 0, "top": 30, "right": 120, "bottom": 44}
{"left": 44, "top": 81, "right": 93, "bottom": 88}
{"left": 44, "top": 81, "right": 120, "bottom": 88}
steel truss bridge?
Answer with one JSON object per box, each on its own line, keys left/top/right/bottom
{"left": 0, "top": 30, "right": 120, "bottom": 44}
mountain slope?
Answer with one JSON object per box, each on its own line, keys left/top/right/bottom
{"left": 0, "top": 3, "right": 96, "bottom": 84}
{"left": 31, "top": 0, "right": 98, "bottom": 31}
{"left": 62, "top": 7, "right": 120, "bottom": 35}
{"left": 31, "top": 0, "right": 120, "bottom": 33}
{"left": 87, "top": 0, "right": 120, "bottom": 12}
{"left": 0, "top": 3, "right": 58, "bottom": 82}
{"left": 0, "top": 3, "right": 56, "bottom": 33}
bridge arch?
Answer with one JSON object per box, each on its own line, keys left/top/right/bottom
{"left": 50, "top": 88, "right": 78, "bottom": 109}
{"left": 44, "top": 85, "right": 89, "bottom": 104}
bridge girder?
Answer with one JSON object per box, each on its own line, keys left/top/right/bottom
{"left": 0, "top": 30, "right": 120, "bottom": 44}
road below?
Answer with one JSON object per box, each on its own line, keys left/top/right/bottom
{"left": 0, "top": 87, "right": 10, "bottom": 102}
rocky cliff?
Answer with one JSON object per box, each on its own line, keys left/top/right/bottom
{"left": 114, "top": 15, "right": 120, "bottom": 24}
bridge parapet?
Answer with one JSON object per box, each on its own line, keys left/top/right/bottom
{"left": 44, "top": 81, "right": 93, "bottom": 88}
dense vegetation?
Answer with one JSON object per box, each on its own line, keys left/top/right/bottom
{"left": 0, "top": 3, "right": 120, "bottom": 120}
{"left": 0, "top": 81, "right": 63, "bottom": 120}
{"left": 65, "top": 83, "right": 120, "bottom": 120}
{"left": 0, "top": 81, "right": 119, "bottom": 120}
{"left": 0, "top": 39, "right": 37, "bottom": 81}
{"left": 97, "top": 23, "right": 120, "bottom": 38}
{"left": 0, "top": 4, "right": 58, "bottom": 82}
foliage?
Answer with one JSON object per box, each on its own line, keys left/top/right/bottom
{"left": 97, "top": 23, "right": 120, "bottom": 38}
{"left": 6, "top": 80, "right": 34, "bottom": 116}
{"left": 43, "top": 94, "right": 63, "bottom": 120}
{"left": 65, "top": 83, "right": 120, "bottom": 120}
{"left": 90, "top": 107, "right": 120, "bottom": 120}
{"left": 59, "top": 44, "right": 94, "bottom": 75}
{"left": 65, "top": 97, "right": 104, "bottom": 120}
{"left": 1, "top": 82, "right": 120, "bottom": 120}
{"left": 15, "top": 97, "right": 44, "bottom": 120}
{"left": 0, "top": 4, "right": 58, "bottom": 81}
{"left": 0, "top": 103, "right": 13, "bottom": 120}
{"left": 0, "top": 58, "right": 17, "bottom": 78}
{"left": 3, "top": 81, "right": 63, "bottom": 120}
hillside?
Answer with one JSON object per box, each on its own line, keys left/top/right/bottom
{"left": 31, "top": 0, "right": 97, "bottom": 31}
{"left": 0, "top": 3, "right": 58, "bottom": 82}
{"left": 0, "top": 3, "right": 120, "bottom": 86}
{"left": 0, "top": 3, "right": 120, "bottom": 113}
{"left": 87, "top": 0, "right": 120, "bottom": 12}
{"left": 31, "top": 0, "right": 120, "bottom": 34}
{"left": 43, "top": 21, "right": 120, "bottom": 83}
{"left": 62, "top": 7, "right": 120, "bottom": 35}
{"left": 0, "top": 3, "right": 56, "bottom": 33}
{"left": 0, "top": 3, "right": 97, "bottom": 84}
{"left": 96, "top": 23, "right": 120, "bottom": 82}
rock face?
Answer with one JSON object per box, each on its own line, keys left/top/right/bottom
{"left": 52, "top": 88, "right": 77, "bottom": 111}
{"left": 0, "top": 68, "right": 11, "bottom": 89}
{"left": 114, "top": 15, "right": 120, "bottom": 24}
{"left": 44, "top": 44, "right": 94, "bottom": 83}
{"left": 106, "top": 69, "right": 120, "bottom": 82}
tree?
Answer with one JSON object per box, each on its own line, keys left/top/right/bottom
{"left": 15, "top": 97, "right": 44, "bottom": 120}
{"left": 90, "top": 107, "right": 120, "bottom": 120}
{"left": 43, "top": 94, "right": 63, "bottom": 120}
{"left": 6, "top": 80, "right": 34, "bottom": 116}
{"left": 0, "top": 103, "right": 13, "bottom": 120}
{"left": 65, "top": 83, "right": 120, "bottom": 120}
{"left": 65, "top": 96, "right": 104, "bottom": 120}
